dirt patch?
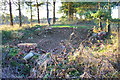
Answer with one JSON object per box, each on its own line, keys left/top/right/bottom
{"left": 7, "top": 27, "right": 89, "bottom": 52}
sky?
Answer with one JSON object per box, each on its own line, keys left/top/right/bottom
{"left": 0, "top": 0, "right": 119, "bottom": 19}
{"left": 111, "top": 6, "right": 119, "bottom": 18}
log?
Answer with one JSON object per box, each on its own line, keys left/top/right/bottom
{"left": 17, "top": 43, "right": 37, "bottom": 53}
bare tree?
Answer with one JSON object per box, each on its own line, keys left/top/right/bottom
{"left": 9, "top": 0, "right": 13, "bottom": 26}
{"left": 18, "top": 0, "right": 22, "bottom": 26}
{"left": 46, "top": 0, "right": 50, "bottom": 26}
{"left": 36, "top": 0, "right": 40, "bottom": 24}
{"left": 107, "top": 0, "right": 111, "bottom": 34}
{"left": 33, "top": 0, "right": 44, "bottom": 24}
{"left": 53, "top": 0, "right": 56, "bottom": 24}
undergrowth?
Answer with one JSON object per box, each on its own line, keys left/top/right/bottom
{"left": 2, "top": 24, "right": 119, "bottom": 78}
{"left": 29, "top": 32, "right": 119, "bottom": 78}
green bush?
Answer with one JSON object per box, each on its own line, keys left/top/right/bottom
{"left": 8, "top": 47, "right": 20, "bottom": 57}
{"left": 2, "top": 31, "right": 12, "bottom": 39}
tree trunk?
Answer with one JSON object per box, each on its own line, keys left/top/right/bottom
{"left": 68, "top": 3, "right": 70, "bottom": 21}
{"left": 18, "top": 0, "right": 22, "bottom": 26}
{"left": 99, "top": 17, "right": 103, "bottom": 30}
{"left": 98, "top": 2, "right": 103, "bottom": 30}
{"left": 53, "top": 1, "right": 55, "bottom": 24}
{"left": 70, "top": 12, "right": 73, "bottom": 21}
{"left": 30, "top": 5, "right": 32, "bottom": 25}
{"left": 36, "top": 0, "right": 40, "bottom": 24}
{"left": 46, "top": 0, "right": 50, "bottom": 26}
{"left": 107, "top": 0, "right": 111, "bottom": 34}
{"left": 9, "top": 0, "right": 13, "bottom": 26}
{"left": 107, "top": 22, "right": 111, "bottom": 34}
{"left": 68, "top": 2, "right": 73, "bottom": 21}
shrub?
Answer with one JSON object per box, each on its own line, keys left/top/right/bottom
{"left": 10, "top": 31, "right": 24, "bottom": 39}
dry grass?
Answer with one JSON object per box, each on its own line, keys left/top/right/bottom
{"left": 0, "top": 23, "right": 47, "bottom": 31}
